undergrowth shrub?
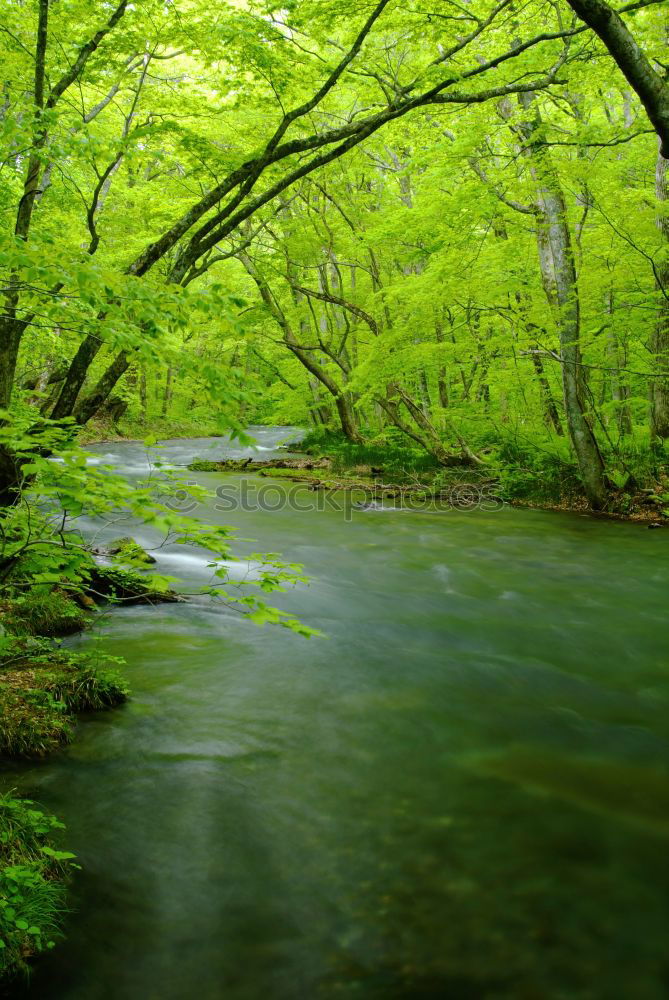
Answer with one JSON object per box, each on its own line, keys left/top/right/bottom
{"left": 492, "top": 436, "right": 582, "bottom": 504}
{"left": 0, "top": 792, "right": 76, "bottom": 982}
{"left": 0, "top": 642, "right": 128, "bottom": 758}
{"left": 2, "top": 591, "right": 91, "bottom": 638}
{"left": 300, "top": 428, "right": 439, "bottom": 477}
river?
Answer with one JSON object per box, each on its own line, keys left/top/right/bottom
{"left": 6, "top": 427, "right": 669, "bottom": 999}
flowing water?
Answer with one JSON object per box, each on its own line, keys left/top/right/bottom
{"left": 5, "top": 427, "right": 669, "bottom": 1000}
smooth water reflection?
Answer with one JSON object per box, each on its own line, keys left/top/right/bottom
{"left": 5, "top": 428, "right": 669, "bottom": 999}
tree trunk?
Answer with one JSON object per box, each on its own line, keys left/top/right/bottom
{"left": 140, "top": 369, "right": 148, "bottom": 422}
{"left": 49, "top": 333, "right": 103, "bottom": 419}
{"left": 308, "top": 378, "right": 330, "bottom": 425}
{"left": 162, "top": 366, "right": 173, "bottom": 418}
{"left": 75, "top": 350, "right": 130, "bottom": 425}
{"left": 239, "top": 253, "right": 364, "bottom": 443}
{"left": 517, "top": 92, "right": 607, "bottom": 508}
{"left": 604, "top": 291, "right": 632, "bottom": 436}
{"left": 434, "top": 319, "right": 450, "bottom": 410}
{"left": 380, "top": 384, "right": 483, "bottom": 466}
{"left": 530, "top": 349, "right": 564, "bottom": 435}
{"left": 565, "top": 0, "right": 669, "bottom": 157}
{"left": 650, "top": 144, "right": 669, "bottom": 439}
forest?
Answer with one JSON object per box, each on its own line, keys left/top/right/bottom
{"left": 0, "top": 0, "right": 668, "bottom": 997}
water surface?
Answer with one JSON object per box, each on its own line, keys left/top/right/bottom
{"left": 6, "top": 427, "right": 669, "bottom": 999}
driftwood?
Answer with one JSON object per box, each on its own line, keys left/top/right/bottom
{"left": 188, "top": 457, "right": 331, "bottom": 472}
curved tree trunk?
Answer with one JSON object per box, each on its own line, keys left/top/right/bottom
{"left": 566, "top": 0, "right": 669, "bottom": 157}
{"left": 239, "top": 253, "right": 364, "bottom": 443}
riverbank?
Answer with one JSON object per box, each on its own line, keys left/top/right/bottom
{"left": 187, "top": 455, "right": 669, "bottom": 525}
{"left": 78, "top": 416, "right": 228, "bottom": 446}
{"left": 293, "top": 430, "right": 669, "bottom": 524}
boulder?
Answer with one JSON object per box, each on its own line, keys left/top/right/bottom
{"left": 106, "top": 536, "right": 156, "bottom": 564}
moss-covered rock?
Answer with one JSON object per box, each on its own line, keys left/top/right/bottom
{"left": 106, "top": 536, "right": 156, "bottom": 565}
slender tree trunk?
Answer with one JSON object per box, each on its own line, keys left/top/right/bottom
{"left": 434, "top": 318, "right": 450, "bottom": 411}
{"left": 530, "top": 350, "right": 564, "bottom": 435}
{"left": 239, "top": 253, "right": 364, "bottom": 442}
{"left": 139, "top": 369, "right": 148, "bottom": 422}
{"left": 162, "top": 366, "right": 173, "bottom": 418}
{"left": 308, "top": 378, "right": 330, "bottom": 425}
{"left": 650, "top": 143, "right": 669, "bottom": 439}
{"left": 379, "top": 384, "right": 483, "bottom": 466}
{"left": 418, "top": 370, "right": 431, "bottom": 416}
{"left": 604, "top": 290, "right": 632, "bottom": 436}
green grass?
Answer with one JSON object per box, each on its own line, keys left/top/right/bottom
{"left": 0, "top": 642, "right": 128, "bottom": 758}
{"left": 0, "top": 791, "right": 76, "bottom": 984}
{"left": 299, "top": 428, "right": 440, "bottom": 478}
{"left": 487, "top": 430, "right": 669, "bottom": 511}
{"left": 2, "top": 591, "right": 91, "bottom": 638}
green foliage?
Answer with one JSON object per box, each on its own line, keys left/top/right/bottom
{"left": 2, "top": 591, "right": 91, "bottom": 638}
{"left": 0, "top": 0, "right": 666, "bottom": 509}
{"left": 0, "top": 685, "right": 73, "bottom": 758}
{"left": 0, "top": 641, "right": 128, "bottom": 758}
{"left": 300, "top": 429, "right": 440, "bottom": 478}
{"left": 0, "top": 792, "right": 75, "bottom": 981}
{"left": 490, "top": 435, "right": 583, "bottom": 505}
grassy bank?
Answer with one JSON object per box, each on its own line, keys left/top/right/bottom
{"left": 78, "top": 413, "right": 229, "bottom": 445}
{"left": 287, "top": 428, "right": 669, "bottom": 523}
{"left": 0, "top": 636, "right": 128, "bottom": 759}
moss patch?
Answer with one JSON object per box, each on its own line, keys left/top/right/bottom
{"left": 106, "top": 537, "right": 156, "bottom": 565}
{"left": 89, "top": 564, "right": 182, "bottom": 604}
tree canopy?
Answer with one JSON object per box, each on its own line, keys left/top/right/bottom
{"left": 0, "top": 0, "right": 667, "bottom": 508}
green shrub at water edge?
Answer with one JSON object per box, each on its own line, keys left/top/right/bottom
{"left": 2, "top": 591, "right": 91, "bottom": 638}
{"left": 0, "top": 792, "right": 76, "bottom": 983}
{"left": 0, "top": 643, "right": 129, "bottom": 758}
{"left": 299, "top": 428, "right": 440, "bottom": 478}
